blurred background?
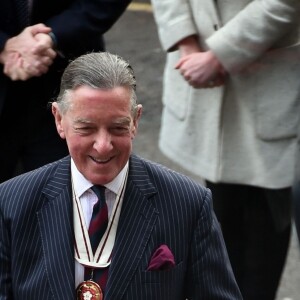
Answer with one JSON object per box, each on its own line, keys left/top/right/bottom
{"left": 104, "top": 3, "right": 300, "bottom": 300}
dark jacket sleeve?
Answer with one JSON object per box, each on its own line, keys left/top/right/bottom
{"left": 44, "top": 0, "right": 131, "bottom": 55}
{"left": 186, "top": 189, "right": 242, "bottom": 299}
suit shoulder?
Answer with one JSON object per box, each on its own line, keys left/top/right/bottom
{"left": 131, "top": 154, "right": 209, "bottom": 197}
{"left": 0, "top": 157, "right": 70, "bottom": 207}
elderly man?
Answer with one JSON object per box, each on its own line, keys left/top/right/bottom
{"left": 0, "top": 52, "right": 242, "bottom": 299}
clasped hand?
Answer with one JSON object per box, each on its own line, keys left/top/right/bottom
{"left": 176, "top": 50, "right": 226, "bottom": 89}
{"left": 0, "top": 23, "right": 57, "bottom": 81}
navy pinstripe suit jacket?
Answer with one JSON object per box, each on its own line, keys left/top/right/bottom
{"left": 0, "top": 155, "right": 242, "bottom": 299}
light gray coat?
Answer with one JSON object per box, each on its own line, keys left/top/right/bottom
{"left": 152, "top": 0, "right": 300, "bottom": 188}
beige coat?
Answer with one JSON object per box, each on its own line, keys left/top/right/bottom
{"left": 152, "top": 0, "right": 300, "bottom": 188}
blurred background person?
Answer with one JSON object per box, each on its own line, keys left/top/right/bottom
{"left": 151, "top": 0, "right": 300, "bottom": 299}
{"left": 0, "top": 0, "right": 131, "bottom": 183}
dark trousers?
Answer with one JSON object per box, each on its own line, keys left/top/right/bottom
{"left": 292, "top": 181, "right": 300, "bottom": 243}
{"left": 206, "top": 181, "right": 291, "bottom": 300}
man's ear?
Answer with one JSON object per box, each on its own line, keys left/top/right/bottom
{"left": 52, "top": 102, "right": 66, "bottom": 139}
{"left": 131, "top": 104, "right": 143, "bottom": 138}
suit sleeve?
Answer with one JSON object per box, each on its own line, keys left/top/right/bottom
{"left": 0, "top": 32, "right": 9, "bottom": 53}
{"left": 0, "top": 206, "right": 13, "bottom": 299}
{"left": 186, "top": 189, "right": 242, "bottom": 299}
{"left": 44, "top": 0, "right": 131, "bottom": 54}
{"left": 206, "top": 0, "right": 300, "bottom": 72}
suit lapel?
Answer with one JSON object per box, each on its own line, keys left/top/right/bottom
{"left": 105, "top": 155, "right": 158, "bottom": 299}
{"left": 35, "top": 155, "right": 158, "bottom": 299}
{"left": 37, "top": 157, "right": 75, "bottom": 299}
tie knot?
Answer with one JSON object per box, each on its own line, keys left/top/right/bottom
{"left": 91, "top": 185, "right": 106, "bottom": 202}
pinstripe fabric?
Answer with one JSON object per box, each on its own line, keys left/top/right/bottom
{"left": 0, "top": 156, "right": 75, "bottom": 299}
{"left": 106, "top": 155, "right": 242, "bottom": 299}
{"left": 0, "top": 155, "right": 242, "bottom": 299}
{"left": 15, "top": 0, "right": 30, "bottom": 28}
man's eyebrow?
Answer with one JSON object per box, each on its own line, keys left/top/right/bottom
{"left": 113, "top": 117, "right": 131, "bottom": 125}
{"left": 73, "top": 117, "right": 131, "bottom": 125}
{"left": 73, "top": 118, "right": 93, "bottom": 124}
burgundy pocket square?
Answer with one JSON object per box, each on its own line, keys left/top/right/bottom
{"left": 147, "top": 244, "right": 175, "bottom": 271}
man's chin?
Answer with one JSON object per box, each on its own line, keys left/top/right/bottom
{"left": 86, "top": 172, "right": 114, "bottom": 186}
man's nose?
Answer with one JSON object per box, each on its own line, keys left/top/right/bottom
{"left": 93, "top": 130, "right": 113, "bottom": 152}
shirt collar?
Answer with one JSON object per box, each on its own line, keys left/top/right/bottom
{"left": 71, "top": 158, "right": 129, "bottom": 197}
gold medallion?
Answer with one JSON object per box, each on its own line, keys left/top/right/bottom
{"left": 76, "top": 280, "right": 103, "bottom": 300}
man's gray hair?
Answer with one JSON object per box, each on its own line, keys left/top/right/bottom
{"left": 56, "top": 52, "right": 138, "bottom": 116}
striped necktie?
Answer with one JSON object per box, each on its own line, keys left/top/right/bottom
{"left": 84, "top": 185, "right": 109, "bottom": 292}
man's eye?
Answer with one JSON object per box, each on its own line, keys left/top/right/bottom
{"left": 112, "top": 126, "right": 129, "bottom": 133}
{"left": 75, "top": 127, "right": 93, "bottom": 132}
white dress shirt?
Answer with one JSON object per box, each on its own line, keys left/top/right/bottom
{"left": 71, "top": 159, "right": 128, "bottom": 288}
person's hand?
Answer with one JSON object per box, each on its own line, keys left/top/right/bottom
{"left": 0, "top": 23, "right": 56, "bottom": 80}
{"left": 175, "top": 50, "right": 227, "bottom": 88}
{"left": 21, "top": 32, "right": 57, "bottom": 77}
{"left": 2, "top": 52, "right": 29, "bottom": 81}
{"left": 177, "top": 35, "right": 202, "bottom": 56}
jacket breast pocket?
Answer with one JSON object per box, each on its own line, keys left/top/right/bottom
{"left": 127, "top": 261, "right": 185, "bottom": 300}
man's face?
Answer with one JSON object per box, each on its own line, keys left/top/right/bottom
{"left": 52, "top": 85, "right": 142, "bottom": 185}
